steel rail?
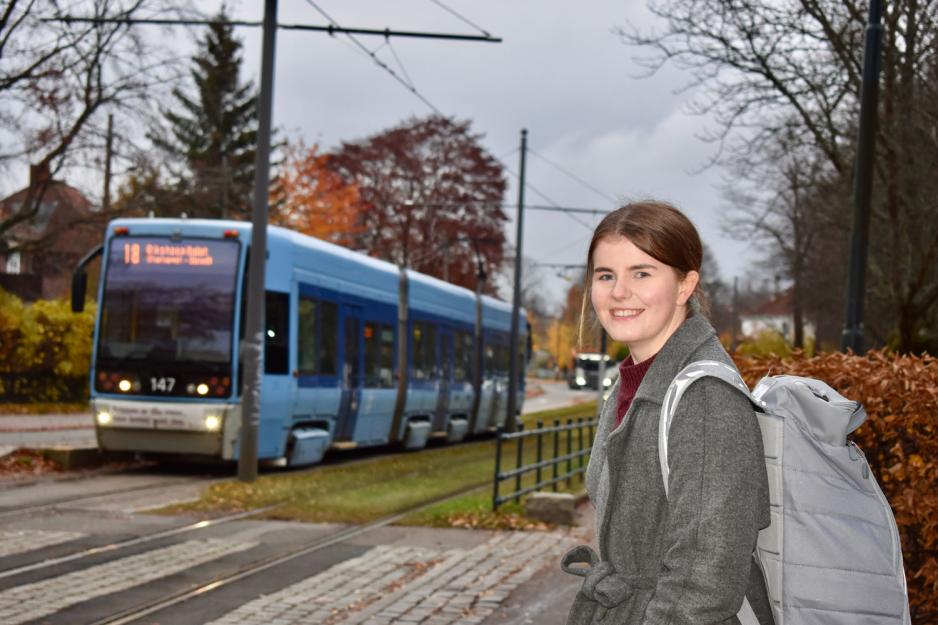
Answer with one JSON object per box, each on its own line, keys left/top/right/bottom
{"left": 88, "top": 481, "right": 491, "bottom": 625}
{"left": 0, "top": 506, "right": 276, "bottom": 580}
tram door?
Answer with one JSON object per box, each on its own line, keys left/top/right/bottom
{"left": 336, "top": 306, "right": 363, "bottom": 441}
{"left": 433, "top": 327, "right": 453, "bottom": 432}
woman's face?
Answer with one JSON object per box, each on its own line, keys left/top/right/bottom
{"left": 590, "top": 235, "right": 698, "bottom": 363}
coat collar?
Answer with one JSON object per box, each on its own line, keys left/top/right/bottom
{"left": 632, "top": 314, "right": 718, "bottom": 405}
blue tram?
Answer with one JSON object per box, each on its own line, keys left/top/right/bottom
{"left": 73, "top": 218, "right": 528, "bottom": 466}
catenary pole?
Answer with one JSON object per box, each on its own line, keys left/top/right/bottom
{"left": 103, "top": 114, "right": 113, "bottom": 212}
{"left": 506, "top": 129, "right": 527, "bottom": 434}
{"left": 841, "top": 0, "right": 883, "bottom": 354}
{"left": 238, "top": 0, "right": 277, "bottom": 482}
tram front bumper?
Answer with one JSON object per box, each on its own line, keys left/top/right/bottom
{"left": 92, "top": 398, "right": 241, "bottom": 459}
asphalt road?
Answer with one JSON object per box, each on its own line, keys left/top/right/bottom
{"left": 522, "top": 379, "right": 600, "bottom": 415}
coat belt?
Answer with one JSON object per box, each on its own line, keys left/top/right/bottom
{"left": 561, "top": 545, "right": 656, "bottom": 620}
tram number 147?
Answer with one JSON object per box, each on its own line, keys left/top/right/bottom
{"left": 151, "top": 377, "right": 176, "bottom": 393}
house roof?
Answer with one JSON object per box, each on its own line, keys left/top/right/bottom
{"left": 1, "top": 179, "right": 97, "bottom": 239}
{"left": 747, "top": 287, "right": 795, "bottom": 317}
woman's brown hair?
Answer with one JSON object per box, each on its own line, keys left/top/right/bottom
{"left": 577, "top": 200, "right": 709, "bottom": 347}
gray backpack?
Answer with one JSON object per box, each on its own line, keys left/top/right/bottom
{"left": 659, "top": 360, "right": 911, "bottom": 625}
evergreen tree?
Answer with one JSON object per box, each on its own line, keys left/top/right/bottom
{"left": 152, "top": 10, "right": 258, "bottom": 219}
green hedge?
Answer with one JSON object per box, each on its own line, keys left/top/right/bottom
{"left": 0, "top": 290, "right": 95, "bottom": 402}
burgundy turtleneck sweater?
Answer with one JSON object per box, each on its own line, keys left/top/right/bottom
{"left": 615, "top": 354, "right": 657, "bottom": 428}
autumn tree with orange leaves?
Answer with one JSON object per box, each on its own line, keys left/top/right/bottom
{"left": 270, "top": 141, "right": 362, "bottom": 246}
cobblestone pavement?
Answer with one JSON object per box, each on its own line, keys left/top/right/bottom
{"left": 0, "top": 529, "right": 85, "bottom": 558}
{"left": 0, "top": 537, "right": 256, "bottom": 625}
{"left": 207, "top": 530, "right": 578, "bottom": 625}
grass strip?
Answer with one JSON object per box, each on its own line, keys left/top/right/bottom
{"left": 159, "top": 401, "right": 597, "bottom": 525}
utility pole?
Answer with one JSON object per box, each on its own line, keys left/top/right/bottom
{"left": 443, "top": 237, "right": 450, "bottom": 282}
{"left": 841, "top": 0, "right": 883, "bottom": 354}
{"left": 102, "top": 114, "right": 114, "bottom": 212}
{"left": 506, "top": 129, "right": 527, "bottom": 434}
{"left": 238, "top": 0, "right": 277, "bottom": 482}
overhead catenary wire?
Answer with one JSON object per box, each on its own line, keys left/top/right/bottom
{"left": 528, "top": 148, "right": 619, "bottom": 205}
{"left": 48, "top": 16, "right": 502, "bottom": 41}
{"left": 386, "top": 40, "right": 416, "bottom": 87}
{"left": 302, "top": 0, "right": 443, "bottom": 114}
{"left": 509, "top": 168, "right": 597, "bottom": 230}
{"left": 428, "top": 0, "right": 492, "bottom": 37}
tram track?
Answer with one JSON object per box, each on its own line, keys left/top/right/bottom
{"left": 0, "top": 505, "right": 276, "bottom": 580}
{"left": 88, "top": 480, "right": 492, "bottom": 625}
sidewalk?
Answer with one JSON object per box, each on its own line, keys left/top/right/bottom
{"left": 0, "top": 412, "right": 95, "bottom": 457}
{"left": 478, "top": 502, "right": 593, "bottom": 625}
{"left": 0, "top": 412, "right": 93, "bottom": 431}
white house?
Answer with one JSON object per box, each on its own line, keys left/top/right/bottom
{"left": 740, "top": 288, "right": 816, "bottom": 342}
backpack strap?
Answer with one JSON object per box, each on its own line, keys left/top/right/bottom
{"left": 659, "top": 360, "right": 763, "bottom": 497}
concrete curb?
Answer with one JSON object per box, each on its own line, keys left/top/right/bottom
{"left": 38, "top": 446, "right": 136, "bottom": 470}
{"left": 524, "top": 490, "right": 590, "bottom": 525}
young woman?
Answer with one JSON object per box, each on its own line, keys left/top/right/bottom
{"left": 562, "top": 201, "right": 774, "bottom": 625}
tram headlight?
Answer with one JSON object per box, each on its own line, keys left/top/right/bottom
{"left": 204, "top": 414, "right": 222, "bottom": 432}
{"left": 96, "top": 411, "right": 113, "bottom": 426}
{"left": 575, "top": 376, "right": 587, "bottom": 386}
{"left": 118, "top": 379, "right": 132, "bottom": 392}
{"left": 603, "top": 377, "right": 613, "bottom": 387}
{"left": 196, "top": 383, "right": 209, "bottom": 396}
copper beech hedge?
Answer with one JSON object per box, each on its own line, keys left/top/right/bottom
{"left": 733, "top": 350, "right": 937, "bottom": 622}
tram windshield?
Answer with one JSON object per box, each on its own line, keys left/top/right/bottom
{"left": 96, "top": 236, "right": 240, "bottom": 366}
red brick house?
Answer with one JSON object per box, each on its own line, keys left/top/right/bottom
{"left": 0, "top": 164, "right": 105, "bottom": 301}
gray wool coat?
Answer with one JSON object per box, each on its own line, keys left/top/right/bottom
{"left": 563, "top": 315, "right": 775, "bottom": 625}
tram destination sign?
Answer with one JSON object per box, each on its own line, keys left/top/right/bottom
{"left": 120, "top": 242, "right": 216, "bottom": 268}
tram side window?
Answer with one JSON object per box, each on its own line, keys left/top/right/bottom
{"left": 319, "top": 301, "right": 338, "bottom": 375}
{"left": 464, "top": 332, "right": 476, "bottom": 381}
{"left": 424, "top": 324, "right": 437, "bottom": 379}
{"left": 379, "top": 326, "right": 394, "bottom": 387}
{"left": 364, "top": 322, "right": 379, "bottom": 387}
{"left": 297, "top": 297, "right": 317, "bottom": 375}
{"left": 454, "top": 331, "right": 474, "bottom": 382}
{"left": 497, "top": 343, "right": 509, "bottom": 375}
{"left": 412, "top": 322, "right": 436, "bottom": 380}
{"left": 453, "top": 331, "right": 466, "bottom": 382}
{"left": 484, "top": 344, "right": 495, "bottom": 380}
{"left": 265, "top": 291, "right": 289, "bottom": 375}
{"left": 364, "top": 323, "right": 395, "bottom": 388}
{"left": 412, "top": 324, "right": 424, "bottom": 380}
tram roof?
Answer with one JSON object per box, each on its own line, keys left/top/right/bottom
{"left": 107, "top": 218, "right": 526, "bottom": 329}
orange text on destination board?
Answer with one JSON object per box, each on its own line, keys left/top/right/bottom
{"left": 122, "top": 243, "right": 214, "bottom": 267}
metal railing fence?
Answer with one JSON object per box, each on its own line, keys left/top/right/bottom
{"left": 492, "top": 417, "right": 597, "bottom": 510}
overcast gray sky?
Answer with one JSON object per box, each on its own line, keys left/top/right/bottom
{"left": 29, "top": 0, "right": 761, "bottom": 311}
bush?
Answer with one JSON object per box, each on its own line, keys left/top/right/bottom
{"left": 0, "top": 290, "right": 95, "bottom": 401}
{"left": 736, "top": 328, "right": 816, "bottom": 358}
{"left": 734, "top": 350, "right": 937, "bottom": 622}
